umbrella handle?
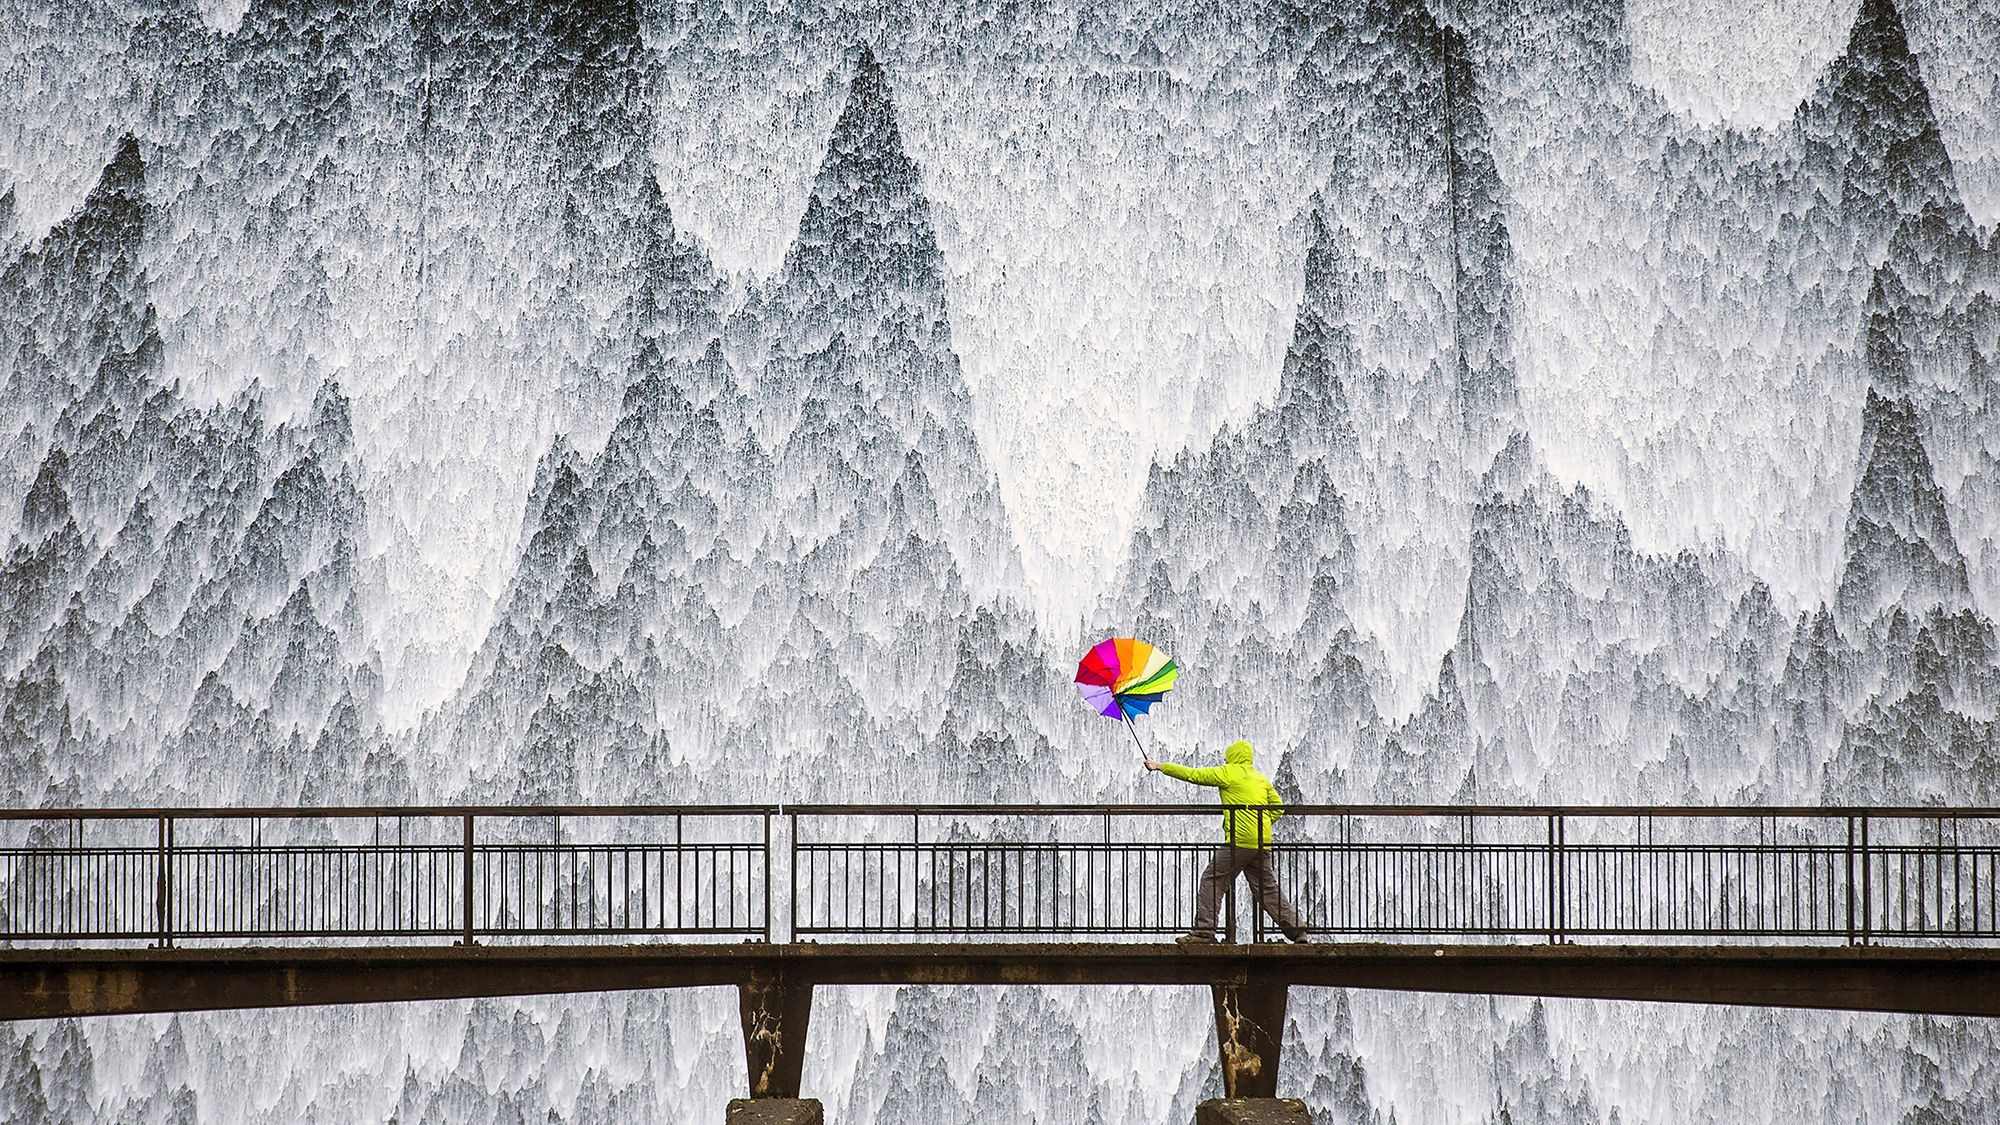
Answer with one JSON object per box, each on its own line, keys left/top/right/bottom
{"left": 1123, "top": 714, "right": 1148, "bottom": 764}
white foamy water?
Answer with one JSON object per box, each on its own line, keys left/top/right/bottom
{"left": 2, "top": 0, "right": 1998, "bottom": 1121}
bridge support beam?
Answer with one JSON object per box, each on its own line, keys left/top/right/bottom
{"left": 740, "top": 971, "right": 814, "bottom": 1099}
{"left": 1211, "top": 982, "right": 1288, "bottom": 1099}
{"left": 6, "top": 942, "right": 1997, "bottom": 1023}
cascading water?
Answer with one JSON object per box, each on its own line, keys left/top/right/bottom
{"left": 3, "top": 0, "right": 1998, "bottom": 1120}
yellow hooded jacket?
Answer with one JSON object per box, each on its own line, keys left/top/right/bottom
{"left": 1157, "top": 740, "right": 1284, "bottom": 848}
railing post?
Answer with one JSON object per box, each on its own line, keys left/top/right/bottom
{"left": 1252, "top": 804, "right": 1272, "bottom": 943}
{"left": 788, "top": 811, "right": 799, "bottom": 943}
{"left": 1859, "top": 815, "right": 1871, "bottom": 946}
{"left": 248, "top": 816, "right": 260, "bottom": 937}
{"left": 1545, "top": 814, "right": 1557, "bottom": 943}
{"left": 460, "top": 813, "right": 475, "bottom": 946}
{"left": 154, "top": 815, "right": 174, "bottom": 948}
{"left": 1225, "top": 808, "right": 1238, "bottom": 944}
{"left": 1557, "top": 815, "right": 1566, "bottom": 942}
{"left": 1846, "top": 816, "right": 1857, "bottom": 944}
{"left": 1949, "top": 815, "right": 1962, "bottom": 938}
{"left": 762, "top": 812, "right": 772, "bottom": 943}
{"left": 553, "top": 814, "right": 565, "bottom": 932}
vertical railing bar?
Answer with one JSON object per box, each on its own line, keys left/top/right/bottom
{"left": 1544, "top": 815, "right": 1555, "bottom": 943}
{"left": 1117, "top": 829, "right": 1126, "bottom": 935}
{"left": 1861, "top": 815, "right": 1872, "bottom": 945}
{"left": 152, "top": 816, "right": 166, "bottom": 947}
{"left": 163, "top": 816, "right": 175, "bottom": 948}
{"left": 1846, "top": 816, "right": 1857, "bottom": 944}
{"left": 1901, "top": 843, "right": 1910, "bottom": 936}
{"left": 1944, "top": 812, "right": 1960, "bottom": 928}
{"left": 1557, "top": 814, "right": 1566, "bottom": 941}
{"left": 1224, "top": 809, "right": 1237, "bottom": 944}
{"left": 304, "top": 837, "right": 314, "bottom": 938}
{"left": 460, "top": 813, "right": 474, "bottom": 945}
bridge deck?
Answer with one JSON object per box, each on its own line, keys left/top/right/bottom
{"left": 7, "top": 941, "right": 1997, "bottom": 1021}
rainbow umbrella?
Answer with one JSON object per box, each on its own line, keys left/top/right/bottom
{"left": 1074, "top": 637, "right": 1180, "bottom": 759}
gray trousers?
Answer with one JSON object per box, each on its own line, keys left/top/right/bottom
{"left": 1191, "top": 845, "right": 1305, "bottom": 938}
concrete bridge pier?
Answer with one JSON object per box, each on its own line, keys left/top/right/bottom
{"left": 726, "top": 1099, "right": 823, "bottom": 1125}
{"left": 730, "top": 971, "right": 823, "bottom": 1124}
{"left": 1200, "top": 982, "right": 1312, "bottom": 1123}
{"left": 1211, "top": 982, "right": 1286, "bottom": 1097}
{"left": 1195, "top": 1099, "right": 1314, "bottom": 1124}
{"left": 724, "top": 971, "right": 1311, "bottom": 1124}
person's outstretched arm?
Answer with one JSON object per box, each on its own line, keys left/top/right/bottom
{"left": 1148, "top": 760, "right": 1227, "bottom": 787}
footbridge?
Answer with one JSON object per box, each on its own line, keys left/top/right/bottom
{"left": 5, "top": 805, "right": 1998, "bottom": 1120}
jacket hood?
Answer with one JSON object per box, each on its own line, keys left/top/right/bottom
{"left": 1225, "top": 740, "right": 1254, "bottom": 765}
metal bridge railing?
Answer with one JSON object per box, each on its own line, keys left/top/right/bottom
{"left": 1328, "top": 810, "right": 2000, "bottom": 944}
{"left": 3, "top": 805, "right": 1997, "bottom": 946}
{"left": 0, "top": 807, "right": 770, "bottom": 945}
{"left": 788, "top": 809, "right": 1219, "bottom": 939}
{"left": 785, "top": 807, "right": 2000, "bottom": 944}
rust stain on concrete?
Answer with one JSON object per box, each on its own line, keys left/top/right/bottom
{"left": 64, "top": 968, "right": 141, "bottom": 1015}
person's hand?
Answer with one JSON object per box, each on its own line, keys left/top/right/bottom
{"left": 1144, "top": 759, "right": 1162, "bottom": 772}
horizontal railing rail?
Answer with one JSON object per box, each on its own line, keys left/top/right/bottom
{"left": 3, "top": 805, "right": 1996, "bottom": 947}
{"left": 8, "top": 804, "right": 2000, "bottom": 820}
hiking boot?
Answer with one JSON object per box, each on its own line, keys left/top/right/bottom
{"left": 1175, "top": 932, "right": 1219, "bottom": 946}
{"left": 1284, "top": 928, "right": 1312, "bottom": 944}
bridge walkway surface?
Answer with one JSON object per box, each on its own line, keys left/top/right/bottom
{"left": 5, "top": 804, "right": 1998, "bottom": 1117}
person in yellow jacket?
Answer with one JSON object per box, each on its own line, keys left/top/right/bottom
{"left": 1146, "top": 739, "right": 1309, "bottom": 944}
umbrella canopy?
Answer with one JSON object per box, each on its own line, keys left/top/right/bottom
{"left": 1074, "top": 637, "right": 1180, "bottom": 721}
